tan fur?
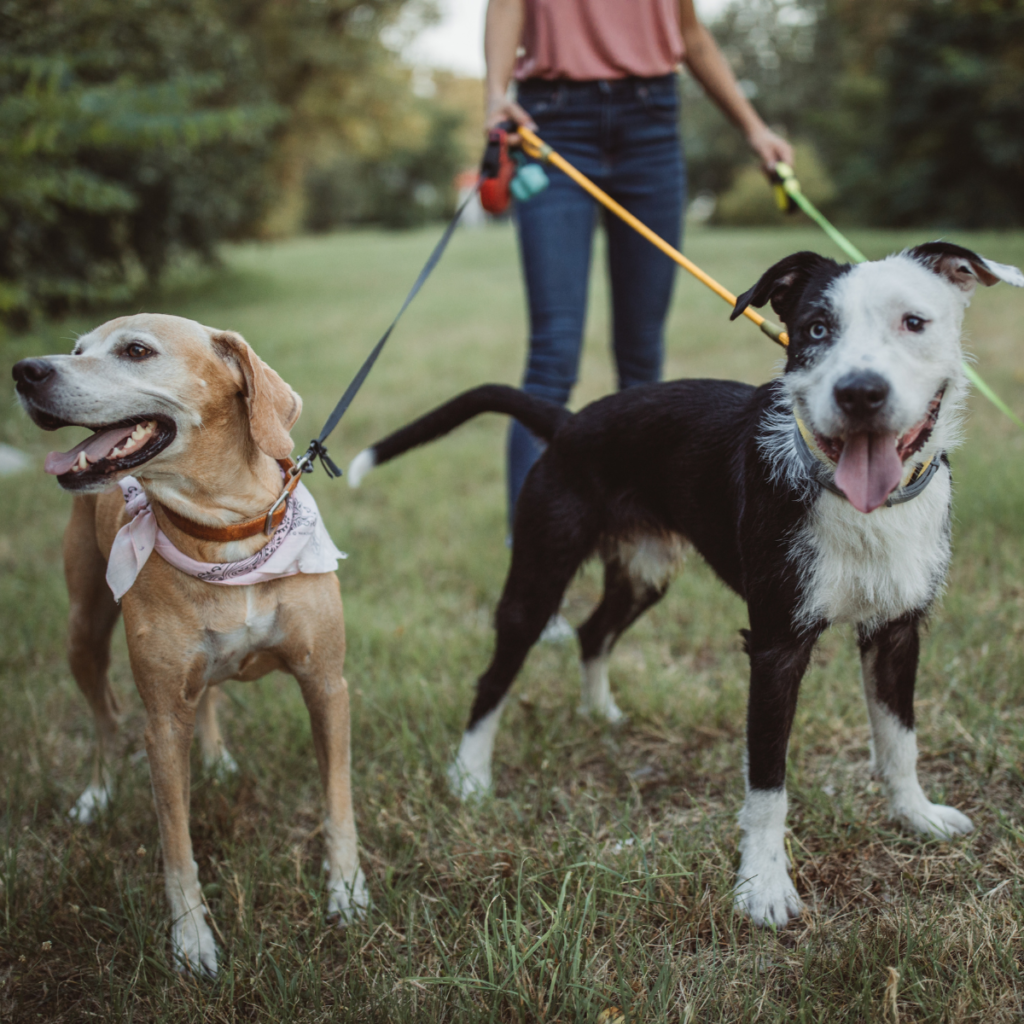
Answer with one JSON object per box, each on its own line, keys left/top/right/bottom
{"left": 51, "top": 314, "right": 364, "bottom": 976}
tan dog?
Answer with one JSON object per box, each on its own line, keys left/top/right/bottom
{"left": 13, "top": 314, "right": 367, "bottom": 976}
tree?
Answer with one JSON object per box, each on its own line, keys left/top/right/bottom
{"left": 0, "top": 0, "right": 281, "bottom": 322}
{"left": 0, "top": 0, "right": 452, "bottom": 323}
{"left": 870, "top": 0, "right": 1024, "bottom": 227}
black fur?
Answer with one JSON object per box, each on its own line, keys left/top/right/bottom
{"left": 364, "top": 372, "right": 882, "bottom": 796}
{"left": 370, "top": 385, "right": 571, "bottom": 466}
{"left": 361, "top": 251, "right": 944, "bottom": 803}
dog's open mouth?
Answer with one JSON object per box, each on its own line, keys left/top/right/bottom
{"left": 44, "top": 416, "right": 177, "bottom": 486}
{"left": 812, "top": 390, "right": 943, "bottom": 513}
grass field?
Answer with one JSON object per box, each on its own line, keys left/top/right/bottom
{"left": 2, "top": 223, "right": 1024, "bottom": 1022}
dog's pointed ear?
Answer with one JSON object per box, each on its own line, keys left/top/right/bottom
{"left": 211, "top": 330, "right": 302, "bottom": 459}
{"left": 906, "top": 241, "right": 1024, "bottom": 295}
{"left": 732, "top": 252, "right": 842, "bottom": 325}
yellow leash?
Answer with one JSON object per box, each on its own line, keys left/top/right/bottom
{"left": 516, "top": 126, "right": 790, "bottom": 348}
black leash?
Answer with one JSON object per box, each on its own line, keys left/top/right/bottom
{"left": 294, "top": 186, "right": 479, "bottom": 480}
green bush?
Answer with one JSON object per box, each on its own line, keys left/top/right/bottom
{"left": 305, "top": 107, "right": 464, "bottom": 231}
{"left": 0, "top": 0, "right": 283, "bottom": 324}
{"left": 713, "top": 141, "right": 835, "bottom": 226}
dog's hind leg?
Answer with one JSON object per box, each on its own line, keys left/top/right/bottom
{"left": 858, "top": 614, "right": 973, "bottom": 838}
{"left": 576, "top": 537, "right": 679, "bottom": 723}
{"left": 64, "top": 496, "right": 123, "bottom": 824}
{"left": 195, "top": 687, "right": 238, "bottom": 778}
{"left": 448, "top": 493, "right": 596, "bottom": 800}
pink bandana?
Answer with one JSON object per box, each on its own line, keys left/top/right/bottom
{"left": 105, "top": 476, "right": 346, "bottom": 601}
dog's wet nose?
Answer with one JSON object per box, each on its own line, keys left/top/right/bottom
{"left": 12, "top": 358, "right": 55, "bottom": 390}
{"left": 834, "top": 371, "right": 889, "bottom": 420}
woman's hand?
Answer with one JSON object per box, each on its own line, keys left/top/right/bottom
{"left": 747, "top": 124, "right": 794, "bottom": 174}
{"left": 486, "top": 95, "right": 536, "bottom": 134}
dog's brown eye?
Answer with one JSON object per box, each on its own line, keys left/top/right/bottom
{"left": 125, "top": 342, "right": 152, "bottom": 359}
{"left": 903, "top": 315, "right": 926, "bottom": 333}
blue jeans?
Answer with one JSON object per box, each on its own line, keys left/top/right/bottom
{"left": 507, "top": 74, "right": 686, "bottom": 523}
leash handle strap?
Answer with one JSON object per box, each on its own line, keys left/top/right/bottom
{"left": 312, "top": 188, "right": 478, "bottom": 455}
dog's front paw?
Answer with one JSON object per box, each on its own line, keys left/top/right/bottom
{"left": 733, "top": 862, "right": 803, "bottom": 928}
{"left": 68, "top": 783, "right": 111, "bottom": 825}
{"left": 446, "top": 757, "right": 492, "bottom": 802}
{"left": 327, "top": 866, "right": 370, "bottom": 925}
{"left": 894, "top": 796, "right": 974, "bottom": 839}
{"left": 207, "top": 748, "right": 239, "bottom": 780}
{"left": 172, "top": 907, "right": 219, "bottom": 978}
{"left": 577, "top": 694, "right": 627, "bottom": 726}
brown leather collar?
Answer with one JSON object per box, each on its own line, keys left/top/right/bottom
{"left": 155, "top": 458, "right": 303, "bottom": 543}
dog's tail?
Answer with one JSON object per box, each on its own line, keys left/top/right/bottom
{"left": 347, "top": 384, "right": 570, "bottom": 488}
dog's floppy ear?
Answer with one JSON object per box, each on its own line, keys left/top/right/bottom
{"left": 731, "top": 251, "right": 842, "bottom": 325}
{"left": 906, "top": 241, "right": 1024, "bottom": 295}
{"left": 211, "top": 330, "right": 303, "bottom": 459}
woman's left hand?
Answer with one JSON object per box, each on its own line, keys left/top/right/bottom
{"left": 747, "top": 125, "right": 795, "bottom": 175}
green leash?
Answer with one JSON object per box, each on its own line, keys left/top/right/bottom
{"left": 772, "top": 162, "right": 1024, "bottom": 431}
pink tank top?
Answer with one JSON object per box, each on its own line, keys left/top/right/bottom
{"left": 515, "top": 0, "right": 685, "bottom": 82}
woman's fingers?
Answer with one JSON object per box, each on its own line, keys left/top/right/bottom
{"left": 485, "top": 100, "right": 537, "bottom": 136}
{"left": 747, "top": 126, "right": 795, "bottom": 173}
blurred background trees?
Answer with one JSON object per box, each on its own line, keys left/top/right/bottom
{"left": 1, "top": 0, "right": 1021, "bottom": 323}
{"left": 0, "top": 0, "right": 465, "bottom": 323}
{"left": 687, "top": 0, "right": 1024, "bottom": 228}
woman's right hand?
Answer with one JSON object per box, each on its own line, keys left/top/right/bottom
{"left": 486, "top": 95, "right": 536, "bottom": 136}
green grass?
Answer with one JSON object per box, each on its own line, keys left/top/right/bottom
{"left": 2, "top": 223, "right": 1024, "bottom": 1022}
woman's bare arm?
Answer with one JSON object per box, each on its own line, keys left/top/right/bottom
{"left": 678, "top": 0, "right": 793, "bottom": 171}
{"left": 484, "top": 0, "right": 535, "bottom": 131}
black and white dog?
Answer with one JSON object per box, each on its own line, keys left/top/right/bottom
{"left": 348, "top": 243, "right": 1022, "bottom": 926}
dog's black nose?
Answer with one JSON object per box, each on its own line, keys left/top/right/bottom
{"left": 12, "top": 358, "right": 55, "bottom": 390}
{"left": 834, "top": 371, "right": 890, "bottom": 419}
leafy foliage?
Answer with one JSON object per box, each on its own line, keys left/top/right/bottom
{"left": 305, "top": 106, "right": 466, "bottom": 231}
{"left": 687, "top": 0, "right": 1024, "bottom": 229}
{"left": 0, "top": 0, "right": 458, "bottom": 323}
{"left": 869, "top": 0, "right": 1024, "bottom": 227}
{"left": 0, "top": 0, "right": 283, "bottom": 323}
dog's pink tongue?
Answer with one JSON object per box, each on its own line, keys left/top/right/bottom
{"left": 833, "top": 432, "right": 903, "bottom": 513}
{"left": 44, "top": 424, "right": 137, "bottom": 476}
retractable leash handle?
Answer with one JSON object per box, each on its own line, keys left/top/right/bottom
{"left": 773, "top": 162, "right": 1024, "bottom": 430}
{"left": 515, "top": 125, "right": 790, "bottom": 348}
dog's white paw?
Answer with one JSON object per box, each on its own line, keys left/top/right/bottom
{"left": 733, "top": 862, "right": 803, "bottom": 928}
{"left": 578, "top": 657, "right": 627, "bottom": 725}
{"left": 446, "top": 757, "right": 492, "bottom": 802}
{"left": 539, "top": 614, "right": 575, "bottom": 644}
{"left": 172, "top": 906, "right": 219, "bottom": 978}
{"left": 69, "top": 783, "right": 111, "bottom": 824}
{"left": 894, "top": 797, "right": 974, "bottom": 839}
{"left": 577, "top": 696, "right": 626, "bottom": 726}
{"left": 207, "top": 748, "right": 239, "bottom": 779}
{"left": 327, "top": 866, "right": 370, "bottom": 925}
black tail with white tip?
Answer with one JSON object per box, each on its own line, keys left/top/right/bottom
{"left": 347, "top": 384, "right": 570, "bottom": 488}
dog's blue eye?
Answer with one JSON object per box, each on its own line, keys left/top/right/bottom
{"left": 903, "top": 315, "right": 926, "bottom": 333}
{"left": 809, "top": 323, "right": 828, "bottom": 340}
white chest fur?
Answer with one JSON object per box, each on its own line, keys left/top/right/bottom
{"left": 794, "top": 465, "right": 952, "bottom": 629}
{"left": 201, "top": 589, "right": 281, "bottom": 683}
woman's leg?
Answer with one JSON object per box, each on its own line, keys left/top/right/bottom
{"left": 604, "top": 80, "right": 686, "bottom": 391}
{"left": 508, "top": 89, "right": 602, "bottom": 524}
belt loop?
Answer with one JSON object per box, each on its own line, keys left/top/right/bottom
{"left": 598, "top": 79, "right": 611, "bottom": 95}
